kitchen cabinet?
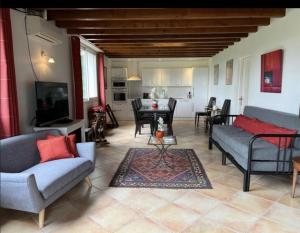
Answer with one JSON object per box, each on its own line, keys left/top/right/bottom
{"left": 181, "top": 68, "right": 193, "bottom": 86}
{"left": 174, "top": 99, "right": 194, "bottom": 118}
{"left": 159, "top": 68, "right": 193, "bottom": 87}
{"left": 111, "top": 101, "right": 133, "bottom": 120}
{"left": 161, "top": 68, "right": 181, "bottom": 86}
{"left": 111, "top": 67, "right": 128, "bottom": 79}
{"left": 142, "top": 68, "right": 161, "bottom": 86}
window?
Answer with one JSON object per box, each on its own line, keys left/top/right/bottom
{"left": 80, "top": 47, "right": 98, "bottom": 100}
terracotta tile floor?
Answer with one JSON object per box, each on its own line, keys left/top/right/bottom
{"left": 1, "top": 121, "right": 300, "bottom": 233}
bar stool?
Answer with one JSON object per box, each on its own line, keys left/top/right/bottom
{"left": 292, "top": 157, "right": 300, "bottom": 198}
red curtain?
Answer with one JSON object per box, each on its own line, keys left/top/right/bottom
{"left": 97, "top": 53, "right": 106, "bottom": 111}
{"left": 70, "top": 36, "right": 83, "bottom": 119}
{"left": 0, "top": 8, "right": 20, "bottom": 139}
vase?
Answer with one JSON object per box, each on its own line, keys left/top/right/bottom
{"left": 152, "top": 103, "right": 158, "bottom": 108}
{"left": 156, "top": 130, "right": 164, "bottom": 138}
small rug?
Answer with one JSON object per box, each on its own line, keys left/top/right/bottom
{"left": 109, "top": 148, "right": 212, "bottom": 189}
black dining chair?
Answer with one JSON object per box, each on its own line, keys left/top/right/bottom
{"left": 195, "top": 97, "right": 216, "bottom": 127}
{"left": 166, "top": 99, "right": 177, "bottom": 135}
{"left": 131, "top": 100, "right": 154, "bottom": 137}
{"left": 136, "top": 98, "right": 142, "bottom": 109}
{"left": 206, "top": 99, "right": 231, "bottom": 134}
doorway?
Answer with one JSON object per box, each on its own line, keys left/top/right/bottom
{"left": 236, "top": 56, "right": 251, "bottom": 114}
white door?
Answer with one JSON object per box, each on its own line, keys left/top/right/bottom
{"left": 237, "top": 56, "right": 251, "bottom": 114}
{"left": 192, "top": 67, "right": 209, "bottom": 113}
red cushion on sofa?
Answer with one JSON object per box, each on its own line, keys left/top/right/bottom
{"left": 233, "top": 115, "right": 296, "bottom": 148}
{"left": 257, "top": 121, "right": 297, "bottom": 148}
{"left": 37, "top": 136, "right": 74, "bottom": 163}
{"left": 47, "top": 134, "right": 79, "bottom": 157}
{"left": 233, "top": 115, "right": 260, "bottom": 134}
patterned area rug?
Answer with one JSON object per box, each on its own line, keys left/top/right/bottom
{"left": 109, "top": 148, "right": 212, "bottom": 189}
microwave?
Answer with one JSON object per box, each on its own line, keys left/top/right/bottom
{"left": 112, "top": 80, "right": 127, "bottom": 88}
{"left": 113, "top": 89, "right": 127, "bottom": 102}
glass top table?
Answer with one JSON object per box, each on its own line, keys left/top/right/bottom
{"left": 148, "top": 136, "right": 177, "bottom": 169}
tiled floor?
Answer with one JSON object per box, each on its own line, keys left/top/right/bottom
{"left": 1, "top": 121, "right": 300, "bottom": 233}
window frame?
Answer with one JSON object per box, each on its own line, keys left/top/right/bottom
{"left": 80, "top": 45, "right": 98, "bottom": 102}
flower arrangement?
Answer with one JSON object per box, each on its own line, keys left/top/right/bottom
{"left": 152, "top": 98, "right": 158, "bottom": 108}
{"left": 156, "top": 117, "right": 165, "bottom": 138}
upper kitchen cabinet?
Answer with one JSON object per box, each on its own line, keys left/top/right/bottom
{"left": 181, "top": 68, "right": 193, "bottom": 86}
{"left": 161, "top": 68, "right": 193, "bottom": 86}
{"left": 161, "top": 68, "right": 181, "bottom": 86}
{"left": 142, "top": 68, "right": 161, "bottom": 86}
{"left": 111, "top": 67, "right": 128, "bottom": 79}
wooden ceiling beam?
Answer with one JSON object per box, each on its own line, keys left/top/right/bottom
{"left": 67, "top": 26, "right": 257, "bottom": 35}
{"left": 90, "top": 38, "right": 240, "bottom": 43}
{"left": 95, "top": 43, "right": 232, "bottom": 48}
{"left": 47, "top": 8, "right": 285, "bottom": 21}
{"left": 56, "top": 18, "right": 270, "bottom": 29}
{"left": 83, "top": 34, "right": 247, "bottom": 40}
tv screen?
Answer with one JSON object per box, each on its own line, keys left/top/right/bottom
{"left": 35, "top": 81, "right": 69, "bottom": 126}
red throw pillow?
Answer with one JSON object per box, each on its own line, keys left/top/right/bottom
{"left": 37, "top": 136, "right": 74, "bottom": 163}
{"left": 47, "top": 134, "right": 79, "bottom": 157}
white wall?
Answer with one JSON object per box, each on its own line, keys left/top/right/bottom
{"left": 10, "top": 9, "right": 74, "bottom": 133}
{"left": 209, "top": 8, "right": 300, "bottom": 115}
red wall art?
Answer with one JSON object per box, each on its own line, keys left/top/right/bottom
{"left": 261, "top": 49, "right": 283, "bottom": 93}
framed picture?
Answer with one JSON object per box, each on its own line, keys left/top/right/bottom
{"left": 226, "top": 59, "right": 233, "bottom": 85}
{"left": 214, "top": 64, "right": 219, "bottom": 85}
{"left": 104, "top": 66, "right": 107, "bottom": 89}
{"left": 261, "top": 49, "right": 283, "bottom": 93}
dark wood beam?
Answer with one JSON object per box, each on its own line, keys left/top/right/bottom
{"left": 83, "top": 34, "right": 247, "bottom": 40}
{"left": 47, "top": 8, "right": 285, "bottom": 21}
{"left": 56, "top": 18, "right": 270, "bottom": 29}
{"left": 102, "top": 48, "right": 223, "bottom": 52}
{"left": 95, "top": 42, "right": 233, "bottom": 47}
{"left": 67, "top": 26, "right": 257, "bottom": 35}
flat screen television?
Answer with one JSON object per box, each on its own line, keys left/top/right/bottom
{"left": 35, "top": 81, "right": 69, "bottom": 126}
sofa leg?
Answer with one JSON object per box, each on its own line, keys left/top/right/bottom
{"left": 39, "top": 209, "right": 45, "bottom": 228}
{"left": 222, "top": 153, "right": 226, "bottom": 165}
{"left": 243, "top": 171, "right": 250, "bottom": 192}
{"left": 85, "top": 176, "right": 92, "bottom": 187}
{"left": 208, "top": 138, "right": 213, "bottom": 150}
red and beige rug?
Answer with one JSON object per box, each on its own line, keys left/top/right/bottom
{"left": 109, "top": 148, "right": 212, "bottom": 189}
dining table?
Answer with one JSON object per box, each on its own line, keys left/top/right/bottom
{"left": 137, "top": 104, "right": 171, "bottom": 134}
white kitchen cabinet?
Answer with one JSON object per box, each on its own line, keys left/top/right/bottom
{"left": 111, "top": 101, "right": 133, "bottom": 120}
{"left": 142, "top": 68, "right": 161, "bottom": 86}
{"left": 174, "top": 99, "right": 194, "bottom": 118}
{"left": 181, "top": 68, "right": 193, "bottom": 86}
{"left": 161, "top": 68, "right": 181, "bottom": 86}
{"left": 111, "top": 67, "right": 128, "bottom": 79}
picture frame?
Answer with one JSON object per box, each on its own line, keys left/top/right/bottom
{"left": 214, "top": 64, "right": 219, "bottom": 85}
{"left": 225, "top": 59, "right": 233, "bottom": 85}
{"left": 261, "top": 49, "right": 283, "bottom": 93}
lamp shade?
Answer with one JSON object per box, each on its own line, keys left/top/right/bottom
{"left": 127, "top": 75, "right": 141, "bottom": 81}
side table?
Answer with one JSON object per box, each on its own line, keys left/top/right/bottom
{"left": 292, "top": 157, "right": 300, "bottom": 198}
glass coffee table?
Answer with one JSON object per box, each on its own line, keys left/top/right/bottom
{"left": 148, "top": 136, "right": 177, "bottom": 169}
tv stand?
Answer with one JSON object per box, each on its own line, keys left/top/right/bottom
{"left": 55, "top": 118, "right": 74, "bottom": 124}
{"left": 33, "top": 119, "right": 85, "bottom": 142}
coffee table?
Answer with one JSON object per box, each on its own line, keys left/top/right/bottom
{"left": 148, "top": 136, "right": 177, "bottom": 169}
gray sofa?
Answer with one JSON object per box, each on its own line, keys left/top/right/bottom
{"left": 209, "top": 106, "right": 300, "bottom": 191}
{"left": 0, "top": 129, "right": 95, "bottom": 228}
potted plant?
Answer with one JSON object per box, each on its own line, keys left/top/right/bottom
{"left": 156, "top": 117, "right": 165, "bottom": 138}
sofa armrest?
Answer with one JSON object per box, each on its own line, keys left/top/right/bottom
{"left": 0, "top": 173, "right": 44, "bottom": 213}
{"left": 247, "top": 133, "right": 300, "bottom": 171}
{"left": 76, "top": 142, "right": 96, "bottom": 168}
